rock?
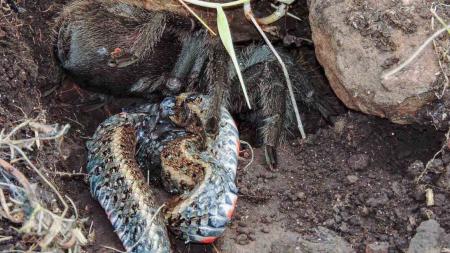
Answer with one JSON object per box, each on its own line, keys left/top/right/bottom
{"left": 270, "top": 241, "right": 297, "bottom": 253}
{"left": 238, "top": 221, "right": 247, "bottom": 227}
{"left": 347, "top": 175, "right": 359, "bottom": 183}
{"left": 391, "top": 181, "right": 404, "bottom": 196}
{"left": 366, "top": 242, "right": 389, "bottom": 253}
{"left": 236, "top": 227, "right": 251, "bottom": 235}
{"left": 443, "top": 233, "right": 450, "bottom": 250}
{"left": 236, "top": 234, "right": 249, "bottom": 245}
{"left": 413, "top": 185, "right": 426, "bottom": 201}
{"left": 407, "top": 161, "right": 424, "bottom": 178}
{"left": 261, "top": 216, "right": 273, "bottom": 224}
{"left": 333, "top": 117, "right": 347, "bottom": 135}
{"left": 347, "top": 154, "right": 370, "bottom": 170}
{"left": 296, "top": 192, "right": 307, "bottom": 200}
{"left": 361, "top": 206, "right": 370, "bottom": 216}
{"left": 288, "top": 192, "right": 299, "bottom": 201}
{"left": 261, "top": 227, "right": 270, "bottom": 233}
{"left": 339, "top": 222, "right": 349, "bottom": 233}
{"left": 366, "top": 193, "right": 389, "bottom": 207}
{"left": 433, "top": 193, "right": 446, "bottom": 207}
{"left": 428, "top": 159, "right": 444, "bottom": 171}
{"left": 407, "top": 220, "right": 446, "bottom": 253}
{"left": 298, "top": 227, "right": 356, "bottom": 253}
{"left": 309, "top": 0, "right": 443, "bottom": 124}
{"left": 437, "top": 164, "right": 450, "bottom": 189}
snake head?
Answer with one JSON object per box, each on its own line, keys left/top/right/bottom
{"left": 168, "top": 93, "right": 210, "bottom": 135}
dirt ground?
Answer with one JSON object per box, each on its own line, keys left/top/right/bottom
{"left": 0, "top": 0, "right": 449, "bottom": 253}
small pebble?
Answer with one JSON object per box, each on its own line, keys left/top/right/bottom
{"left": 347, "top": 175, "right": 359, "bottom": 183}
{"left": 365, "top": 241, "right": 389, "bottom": 253}
{"left": 366, "top": 193, "right": 389, "bottom": 207}
{"left": 236, "top": 227, "right": 250, "bottom": 235}
{"left": 236, "top": 234, "right": 249, "bottom": 245}
{"left": 288, "top": 193, "right": 298, "bottom": 201}
{"left": 361, "top": 206, "right": 370, "bottom": 216}
{"left": 261, "top": 227, "right": 270, "bottom": 233}
{"left": 238, "top": 221, "right": 247, "bottom": 227}
{"left": 347, "top": 154, "right": 370, "bottom": 170}
{"left": 261, "top": 216, "right": 272, "bottom": 224}
{"left": 434, "top": 193, "right": 446, "bottom": 207}
{"left": 296, "top": 192, "right": 306, "bottom": 200}
{"left": 339, "top": 222, "right": 349, "bottom": 233}
{"left": 407, "top": 160, "right": 424, "bottom": 178}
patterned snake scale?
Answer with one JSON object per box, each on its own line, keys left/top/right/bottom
{"left": 86, "top": 93, "right": 240, "bottom": 252}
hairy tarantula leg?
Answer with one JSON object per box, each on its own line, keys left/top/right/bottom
{"left": 166, "top": 33, "right": 207, "bottom": 94}
{"left": 257, "top": 66, "right": 287, "bottom": 169}
{"left": 264, "top": 145, "right": 277, "bottom": 170}
{"left": 205, "top": 39, "right": 231, "bottom": 134}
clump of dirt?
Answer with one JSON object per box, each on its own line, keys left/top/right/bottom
{"left": 0, "top": 3, "right": 38, "bottom": 125}
{"left": 0, "top": 2, "right": 89, "bottom": 251}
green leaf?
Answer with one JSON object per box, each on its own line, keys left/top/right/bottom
{"left": 216, "top": 6, "right": 251, "bottom": 109}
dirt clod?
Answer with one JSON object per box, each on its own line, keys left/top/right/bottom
{"left": 347, "top": 154, "right": 370, "bottom": 170}
{"left": 365, "top": 241, "right": 389, "bottom": 253}
{"left": 236, "top": 234, "right": 249, "bottom": 245}
{"left": 347, "top": 175, "right": 359, "bottom": 184}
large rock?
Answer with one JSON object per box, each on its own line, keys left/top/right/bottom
{"left": 407, "top": 220, "right": 447, "bottom": 253}
{"left": 309, "top": 0, "right": 444, "bottom": 124}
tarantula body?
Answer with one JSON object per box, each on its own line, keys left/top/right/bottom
{"left": 55, "top": 0, "right": 209, "bottom": 99}
{"left": 55, "top": 0, "right": 337, "bottom": 167}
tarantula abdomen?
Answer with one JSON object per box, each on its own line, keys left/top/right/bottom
{"left": 55, "top": 0, "right": 199, "bottom": 98}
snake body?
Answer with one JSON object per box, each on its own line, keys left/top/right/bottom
{"left": 86, "top": 94, "right": 239, "bottom": 252}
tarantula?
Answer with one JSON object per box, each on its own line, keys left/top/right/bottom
{"left": 55, "top": 0, "right": 228, "bottom": 131}
{"left": 55, "top": 0, "right": 337, "bottom": 168}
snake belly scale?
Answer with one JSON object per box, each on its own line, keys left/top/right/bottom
{"left": 86, "top": 94, "right": 240, "bottom": 252}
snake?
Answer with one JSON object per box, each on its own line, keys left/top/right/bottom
{"left": 86, "top": 93, "right": 240, "bottom": 252}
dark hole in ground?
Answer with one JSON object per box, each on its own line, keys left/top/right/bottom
{"left": 0, "top": 0, "right": 448, "bottom": 253}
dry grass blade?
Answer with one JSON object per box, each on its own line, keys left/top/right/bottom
{"left": 430, "top": 3, "right": 450, "bottom": 98}
{"left": 0, "top": 119, "right": 88, "bottom": 252}
{"left": 178, "top": 0, "right": 216, "bottom": 36}
{"left": 382, "top": 24, "right": 450, "bottom": 79}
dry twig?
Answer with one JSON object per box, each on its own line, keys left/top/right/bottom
{"left": 0, "top": 119, "right": 88, "bottom": 252}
